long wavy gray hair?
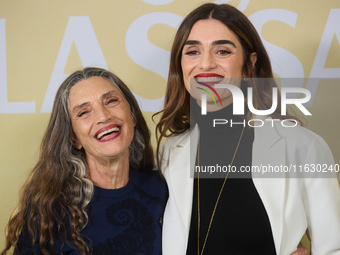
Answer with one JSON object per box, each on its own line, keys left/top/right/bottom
{"left": 2, "top": 67, "right": 154, "bottom": 255}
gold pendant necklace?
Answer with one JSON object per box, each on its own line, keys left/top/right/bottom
{"left": 197, "top": 126, "right": 245, "bottom": 255}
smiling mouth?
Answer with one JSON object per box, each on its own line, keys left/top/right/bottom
{"left": 96, "top": 126, "right": 120, "bottom": 140}
{"left": 195, "top": 76, "right": 224, "bottom": 83}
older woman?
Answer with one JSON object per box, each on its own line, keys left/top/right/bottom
{"left": 155, "top": 3, "right": 340, "bottom": 255}
{"left": 2, "top": 68, "right": 167, "bottom": 255}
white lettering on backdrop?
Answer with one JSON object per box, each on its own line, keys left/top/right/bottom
{"left": 1, "top": 7, "right": 339, "bottom": 113}
{"left": 125, "top": 12, "right": 182, "bottom": 112}
{"left": 249, "top": 9, "right": 304, "bottom": 79}
{"left": 0, "top": 19, "right": 35, "bottom": 114}
{"left": 306, "top": 9, "right": 340, "bottom": 106}
{"left": 141, "top": 0, "right": 174, "bottom": 5}
{"left": 41, "top": 16, "right": 107, "bottom": 113}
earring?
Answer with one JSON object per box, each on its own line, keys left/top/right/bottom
{"left": 242, "top": 77, "right": 249, "bottom": 82}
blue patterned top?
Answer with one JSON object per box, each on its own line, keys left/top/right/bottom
{"left": 16, "top": 169, "right": 168, "bottom": 255}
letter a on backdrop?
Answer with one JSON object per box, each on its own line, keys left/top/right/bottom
{"left": 41, "top": 16, "right": 107, "bottom": 113}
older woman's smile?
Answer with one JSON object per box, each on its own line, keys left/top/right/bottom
{"left": 69, "top": 76, "right": 135, "bottom": 162}
{"left": 95, "top": 124, "right": 121, "bottom": 141}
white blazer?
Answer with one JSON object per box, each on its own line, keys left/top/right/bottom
{"left": 158, "top": 120, "right": 340, "bottom": 255}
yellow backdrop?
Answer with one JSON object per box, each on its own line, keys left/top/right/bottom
{"left": 1, "top": 0, "right": 339, "bottom": 251}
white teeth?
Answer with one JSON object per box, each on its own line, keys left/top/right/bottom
{"left": 196, "top": 77, "right": 223, "bottom": 83}
{"left": 97, "top": 127, "right": 120, "bottom": 140}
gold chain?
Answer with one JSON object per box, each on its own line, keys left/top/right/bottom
{"left": 197, "top": 126, "right": 245, "bottom": 255}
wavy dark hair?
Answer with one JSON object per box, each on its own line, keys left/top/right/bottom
{"left": 154, "top": 3, "right": 300, "bottom": 170}
{"left": 1, "top": 67, "right": 154, "bottom": 255}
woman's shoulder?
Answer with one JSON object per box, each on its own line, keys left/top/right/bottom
{"left": 274, "top": 122, "right": 328, "bottom": 148}
{"left": 271, "top": 121, "right": 334, "bottom": 165}
{"left": 254, "top": 119, "right": 334, "bottom": 164}
{"left": 256, "top": 118, "right": 329, "bottom": 148}
{"left": 158, "top": 129, "right": 192, "bottom": 157}
{"left": 164, "top": 130, "right": 191, "bottom": 147}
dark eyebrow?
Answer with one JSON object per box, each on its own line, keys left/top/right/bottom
{"left": 183, "top": 40, "right": 201, "bottom": 46}
{"left": 212, "top": 40, "right": 236, "bottom": 48}
{"left": 183, "top": 39, "right": 236, "bottom": 48}
{"left": 72, "top": 90, "right": 118, "bottom": 114}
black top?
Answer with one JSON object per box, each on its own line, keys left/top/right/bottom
{"left": 16, "top": 169, "right": 167, "bottom": 255}
{"left": 186, "top": 101, "right": 276, "bottom": 254}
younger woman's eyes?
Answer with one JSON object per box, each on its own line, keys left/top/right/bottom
{"left": 184, "top": 49, "right": 231, "bottom": 56}
{"left": 184, "top": 50, "right": 199, "bottom": 56}
{"left": 217, "top": 50, "right": 232, "bottom": 55}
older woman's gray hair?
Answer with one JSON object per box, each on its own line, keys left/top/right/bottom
{"left": 1, "top": 67, "right": 154, "bottom": 254}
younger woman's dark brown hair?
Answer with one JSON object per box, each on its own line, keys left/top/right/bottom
{"left": 154, "top": 3, "right": 300, "bottom": 171}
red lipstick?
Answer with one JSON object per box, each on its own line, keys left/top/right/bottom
{"left": 194, "top": 73, "right": 224, "bottom": 87}
{"left": 94, "top": 124, "right": 121, "bottom": 142}
{"left": 194, "top": 73, "right": 224, "bottom": 78}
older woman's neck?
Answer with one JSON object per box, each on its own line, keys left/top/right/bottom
{"left": 86, "top": 153, "right": 130, "bottom": 189}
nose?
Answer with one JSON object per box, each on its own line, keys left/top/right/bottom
{"left": 198, "top": 51, "right": 217, "bottom": 70}
{"left": 95, "top": 105, "right": 111, "bottom": 124}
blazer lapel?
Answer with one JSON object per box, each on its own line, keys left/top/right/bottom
{"left": 252, "top": 120, "right": 287, "bottom": 254}
{"left": 167, "top": 121, "right": 287, "bottom": 253}
{"left": 169, "top": 126, "right": 199, "bottom": 233}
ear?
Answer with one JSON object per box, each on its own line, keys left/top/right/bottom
{"left": 250, "top": 52, "right": 257, "bottom": 68}
{"left": 71, "top": 137, "right": 82, "bottom": 150}
{"left": 243, "top": 52, "right": 257, "bottom": 78}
